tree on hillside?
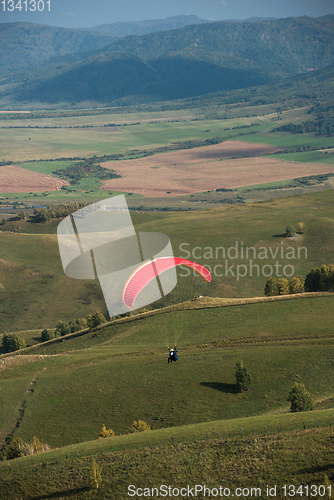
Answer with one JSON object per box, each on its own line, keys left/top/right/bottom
{"left": 320, "top": 264, "right": 334, "bottom": 292}
{"left": 287, "top": 382, "right": 313, "bottom": 412}
{"left": 289, "top": 276, "right": 305, "bottom": 294}
{"left": 55, "top": 321, "right": 71, "bottom": 337}
{"left": 17, "top": 211, "right": 27, "bottom": 220}
{"left": 2, "top": 333, "right": 26, "bottom": 353}
{"left": 286, "top": 225, "right": 296, "bottom": 237}
{"left": 235, "top": 360, "right": 251, "bottom": 392}
{"left": 304, "top": 267, "right": 322, "bottom": 292}
{"left": 90, "top": 459, "right": 102, "bottom": 489}
{"left": 277, "top": 278, "right": 290, "bottom": 295}
{"left": 86, "top": 312, "right": 106, "bottom": 329}
{"left": 41, "top": 329, "right": 56, "bottom": 342}
{"left": 264, "top": 276, "right": 278, "bottom": 296}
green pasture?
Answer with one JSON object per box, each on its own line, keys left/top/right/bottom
{"left": 266, "top": 149, "right": 334, "bottom": 164}
{"left": 0, "top": 119, "right": 267, "bottom": 163}
{"left": 18, "top": 160, "right": 73, "bottom": 175}
{"left": 236, "top": 131, "right": 334, "bottom": 150}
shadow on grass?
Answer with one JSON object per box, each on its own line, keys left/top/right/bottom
{"left": 32, "top": 486, "right": 89, "bottom": 499}
{"left": 273, "top": 233, "right": 287, "bottom": 238}
{"left": 200, "top": 382, "right": 237, "bottom": 394}
{"left": 299, "top": 463, "right": 334, "bottom": 475}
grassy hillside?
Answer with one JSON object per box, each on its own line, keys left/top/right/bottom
{"left": 1, "top": 293, "right": 334, "bottom": 448}
{"left": 1, "top": 427, "right": 333, "bottom": 499}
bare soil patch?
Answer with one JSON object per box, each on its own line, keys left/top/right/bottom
{"left": 100, "top": 141, "right": 334, "bottom": 197}
{"left": 0, "top": 165, "right": 67, "bottom": 193}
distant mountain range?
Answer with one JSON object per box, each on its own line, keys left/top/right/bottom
{"left": 86, "top": 15, "right": 212, "bottom": 36}
{"left": 0, "top": 14, "right": 334, "bottom": 107}
{"left": 86, "top": 15, "right": 278, "bottom": 37}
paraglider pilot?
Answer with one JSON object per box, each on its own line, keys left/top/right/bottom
{"left": 168, "top": 347, "right": 178, "bottom": 364}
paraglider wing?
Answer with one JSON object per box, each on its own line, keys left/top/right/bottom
{"left": 122, "top": 257, "right": 211, "bottom": 308}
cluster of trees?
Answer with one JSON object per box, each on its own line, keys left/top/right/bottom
{"left": 273, "top": 104, "right": 334, "bottom": 137}
{"left": 1, "top": 333, "right": 26, "bottom": 353}
{"left": 54, "top": 158, "right": 121, "bottom": 185}
{"left": 264, "top": 276, "right": 305, "bottom": 296}
{"left": 304, "top": 264, "right": 334, "bottom": 292}
{"left": 265, "top": 264, "right": 334, "bottom": 296}
{"left": 33, "top": 202, "right": 89, "bottom": 222}
{"left": 273, "top": 120, "right": 334, "bottom": 137}
{"left": 41, "top": 312, "right": 107, "bottom": 342}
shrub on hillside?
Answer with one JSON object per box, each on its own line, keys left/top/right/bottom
{"left": 287, "top": 382, "right": 313, "bottom": 412}
{"left": 130, "top": 420, "right": 151, "bottom": 433}
{"left": 98, "top": 424, "right": 115, "bottom": 439}
{"left": 297, "top": 222, "right": 306, "bottom": 234}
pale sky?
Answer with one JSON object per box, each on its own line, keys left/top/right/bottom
{"left": 0, "top": 0, "right": 333, "bottom": 28}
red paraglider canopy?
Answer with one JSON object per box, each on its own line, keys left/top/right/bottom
{"left": 122, "top": 257, "right": 211, "bottom": 308}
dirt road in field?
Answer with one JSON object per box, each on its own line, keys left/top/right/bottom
{"left": 100, "top": 140, "right": 334, "bottom": 197}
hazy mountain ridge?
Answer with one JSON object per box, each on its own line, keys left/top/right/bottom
{"left": 1, "top": 15, "right": 334, "bottom": 106}
{"left": 0, "top": 22, "right": 116, "bottom": 73}
{"left": 86, "top": 15, "right": 212, "bottom": 36}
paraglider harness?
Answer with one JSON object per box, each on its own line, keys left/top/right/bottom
{"left": 168, "top": 347, "right": 178, "bottom": 364}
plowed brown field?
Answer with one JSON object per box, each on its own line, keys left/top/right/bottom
{"left": 0, "top": 165, "right": 67, "bottom": 193}
{"left": 101, "top": 141, "right": 334, "bottom": 197}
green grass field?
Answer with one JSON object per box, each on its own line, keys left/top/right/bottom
{"left": 1, "top": 189, "right": 334, "bottom": 333}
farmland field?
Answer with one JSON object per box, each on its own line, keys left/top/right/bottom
{"left": 101, "top": 141, "right": 334, "bottom": 196}
{"left": 0, "top": 165, "right": 68, "bottom": 192}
